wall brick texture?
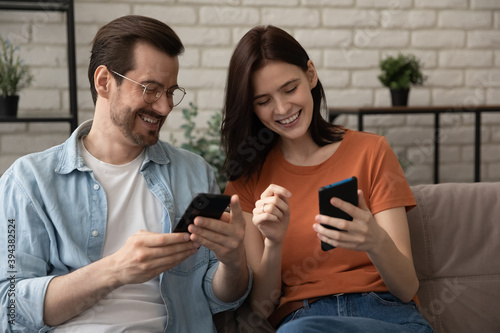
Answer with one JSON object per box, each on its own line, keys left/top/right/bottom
{"left": 0, "top": 0, "right": 499, "bottom": 185}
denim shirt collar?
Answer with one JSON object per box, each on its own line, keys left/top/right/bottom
{"left": 55, "top": 119, "right": 170, "bottom": 174}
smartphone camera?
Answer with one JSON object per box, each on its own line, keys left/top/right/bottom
{"left": 194, "top": 196, "right": 209, "bottom": 209}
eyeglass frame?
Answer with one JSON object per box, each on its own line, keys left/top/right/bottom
{"left": 110, "top": 70, "right": 186, "bottom": 107}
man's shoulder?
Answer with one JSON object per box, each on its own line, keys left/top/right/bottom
{"left": 150, "top": 140, "right": 218, "bottom": 193}
{"left": 0, "top": 143, "right": 66, "bottom": 194}
{"left": 8, "top": 144, "right": 64, "bottom": 173}
{"left": 154, "top": 140, "right": 210, "bottom": 164}
{"left": 4, "top": 121, "right": 87, "bottom": 179}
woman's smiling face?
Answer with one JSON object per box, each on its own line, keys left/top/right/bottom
{"left": 252, "top": 60, "right": 318, "bottom": 143}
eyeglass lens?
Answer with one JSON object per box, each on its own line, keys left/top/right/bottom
{"left": 143, "top": 83, "right": 185, "bottom": 107}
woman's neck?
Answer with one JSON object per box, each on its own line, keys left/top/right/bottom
{"left": 279, "top": 134, "right": 340, "bottom": 167}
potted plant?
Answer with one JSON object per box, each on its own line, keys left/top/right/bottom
{"left": 0, "top": 36, "right": 34, "bottom": 117}
{"left": 378, "top": 53, "right": 426, "bottom": 106}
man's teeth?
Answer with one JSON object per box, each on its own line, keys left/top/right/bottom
{"left": 278, "top": 113, "right": 299, "bottom": 125}
{"left": 141, "top": 115, "right": 159, "bottom": 124}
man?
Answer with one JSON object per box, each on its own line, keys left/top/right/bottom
{"left": 0, "top": 15, "right": 250, "bottom": 332}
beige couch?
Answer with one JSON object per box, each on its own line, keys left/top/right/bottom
{"left": 215, "top": 182, "right": 500, "bottom": 333}
{"left": 407, "top": 182, "right": 500, "bottom": 333}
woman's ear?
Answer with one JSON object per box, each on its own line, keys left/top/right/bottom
{"left": 94, "top": 65, "right": 112, "bottom": 100}
{"left": 306, "top": 60, "right": 318, "bottom": 89}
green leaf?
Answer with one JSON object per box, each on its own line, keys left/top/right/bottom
{"left": 378, "top": 53, "right": 426, "bottom": 90}
{"left": 172, "top": 103, "right": 228, "bottom": 192}
{"left": 0, "top": 36, "right": 33, "bottom": 96}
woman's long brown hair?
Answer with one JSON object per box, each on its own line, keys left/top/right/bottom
{"left": 221, "top": 25, "right": 344, "bottom": 182}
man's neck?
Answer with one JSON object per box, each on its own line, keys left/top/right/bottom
{"left": 82, "top": 128, "right": 144, "bottom": 165}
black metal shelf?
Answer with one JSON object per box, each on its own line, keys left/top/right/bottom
{"left": 329, "top": 105, "right": 500, "bottom": 184}
{"left": 0, "top": 115, "right": 73, "bottom": 122}
{"left": 0, "top": 0, "right": 78, "bottom": 133}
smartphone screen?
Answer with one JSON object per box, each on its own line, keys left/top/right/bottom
{"left": 318, "top": 176, "right": 358, "bottom": 251}
{"left": 173, "top": 193, "right": 231, "bottom": 233}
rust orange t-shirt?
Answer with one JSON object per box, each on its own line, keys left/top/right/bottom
{"left": 225, "top": 129, "right": 416, "bottom": 310}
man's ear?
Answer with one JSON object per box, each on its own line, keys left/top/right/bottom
{"left": 94, "top": 65, "right": 113, "bottom": 100}
{"left": 306, "top": 60, "right": 318, "bottom": 89}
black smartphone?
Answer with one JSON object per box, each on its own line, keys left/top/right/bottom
{"left": 318, "top": 176, "right": 358, "bottom": 251}
{"left": 173, "top": 193, "right": 231, "bottom": 233}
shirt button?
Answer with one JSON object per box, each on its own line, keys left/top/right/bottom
{"left": 93, "top": 184, "right": 100, "bottom": 190}
{"left": 91, "top": 230, "right": 99, "bottom": 237}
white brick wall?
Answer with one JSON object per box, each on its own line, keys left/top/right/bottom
{"left": 0, "top": 0, "right": 499, "bottom": 185}
{"left": 412, "top": 30, "right": 466, "bottom": 48}
{"left": 438, "top": 10, "right": 492, "bottom": 28}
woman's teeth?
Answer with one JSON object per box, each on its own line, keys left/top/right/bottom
{"left": 278, "top": 112, "right": 299, "bottom": 125}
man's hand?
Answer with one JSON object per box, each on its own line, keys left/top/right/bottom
{"left": 188, "top": 195, "right": 249, "bottom": 302}
{"left": 109, "top": 230, "right": 199, "bottom": 286}
{"left": 44, "top": 231, "right": 198, "bottom": 326}
{"left": 187, "top": 195, "right": 246, "bottom": 267}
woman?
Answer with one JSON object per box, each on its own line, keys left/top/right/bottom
{"left": 221, "top": 25, "right": 433, "bottom": 333}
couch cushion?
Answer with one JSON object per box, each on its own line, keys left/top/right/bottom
{"left": 408, "top": 182, "right": 500, "bottom": 333}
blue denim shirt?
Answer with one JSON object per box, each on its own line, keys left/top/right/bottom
{"left": 0, "top": 120, "right": 250, "bottom": 332}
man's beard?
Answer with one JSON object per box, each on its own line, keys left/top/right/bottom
{"left": 110, "top": 106, "right": 163, "bottom": 147}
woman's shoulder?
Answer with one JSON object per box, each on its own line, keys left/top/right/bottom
{"left": 343, "top": 129, "right": 388, "bottom": 149}
{"left": 345, "top": 128, "right": 382, "bottom": 140}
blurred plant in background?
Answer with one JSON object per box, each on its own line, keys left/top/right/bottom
{"left": 173, "top": 103, "right": 227, "bottom": 192}
{"left": 0, "top": 36, "right": 34, "bottom": 97}
{"left": 0, "top": 36, "right": 34, "bottom": 116}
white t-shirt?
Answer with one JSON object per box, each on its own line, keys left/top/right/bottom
{"left": 54, "top": 139, "right": 166, "bottom": 332}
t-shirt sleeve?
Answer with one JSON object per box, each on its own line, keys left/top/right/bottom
{"left": 224, "top": 177, "right": 257, "bottom": 213}
{"left": 368, "top": 136, "right": 416, "bottom": 215}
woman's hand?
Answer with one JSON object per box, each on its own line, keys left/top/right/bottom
{"left": 313, "top": 189, "right": 389, "bottom": 252}
{"left": 314, "top": 189, "right": 419, "bottom": 302}
{"left": 252, "top": 184, "right": 292, "bottom": 245}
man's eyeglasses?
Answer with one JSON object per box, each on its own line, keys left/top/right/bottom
{"left": 111, "top": 70, "right": 186, "bottom": 107}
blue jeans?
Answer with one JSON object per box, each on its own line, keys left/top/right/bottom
{"left": 277, "top": 292, "right": 433, "bottom": 333}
